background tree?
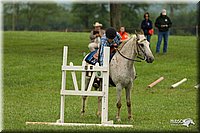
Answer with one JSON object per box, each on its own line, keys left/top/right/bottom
{"left": 4, "top": 3, "right": 21, "bottom": 31}
{"left": 120, "top": 3, "right": 149, "bottom": 32}
{"left": 110, "top": 3, "right": 121, "bottom": 30}
{"left": 167, "top": 4, "right": 187, "bottom": 18}
{"left": 71, "top": 4, "right": 109, "bottom": 30}
{"left": 3, "top": 2, "right": 197, "bottom": 35}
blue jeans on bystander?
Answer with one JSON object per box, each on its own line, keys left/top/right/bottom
{"left": 156, "top": 31, "right": 169, "bottom": 53}
{"left": 145, "top": 35, "right": 151, "bottom": 43}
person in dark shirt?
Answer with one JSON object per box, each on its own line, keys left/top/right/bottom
{"left": 141, "top": 12, "right": 153, "bottom": 43}
{"left": 155, "top": 9, "right": 172, "bottom": 53}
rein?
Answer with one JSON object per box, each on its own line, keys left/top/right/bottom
{"left": 116, "top": 49, "right": 142, "bottom": 62}
{"left": 116, "top": 37, "right": 146, "bottom": 62}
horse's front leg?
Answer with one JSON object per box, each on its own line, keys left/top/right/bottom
{"left": 116, "top": 83, "right": 122, "bottom": 122}
{"left": 125, "top": 83, "right": 132, "bottom": 120}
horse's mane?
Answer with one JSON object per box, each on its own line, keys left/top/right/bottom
{"left": 118, "top": 34, "right": 137, "bottom": 51}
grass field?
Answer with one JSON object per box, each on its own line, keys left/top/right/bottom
{"left": 3, "top": 31, "right": 199, "bottom": 132}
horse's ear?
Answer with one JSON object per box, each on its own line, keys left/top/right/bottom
{"left": 135, "top": 30, "right": 138, "bottom": 34}
{"left": 140, "top": 29, "right": 144, "bottom": 34}
{"left": 135, "top": 30, "right": 139, "bottom": 39}
{"left": 135, "top": 30, "right": 139, "bottom": 40}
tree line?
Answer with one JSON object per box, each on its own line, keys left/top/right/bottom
{"left": 3, "top": 2, "right": 197, "bottom": 35}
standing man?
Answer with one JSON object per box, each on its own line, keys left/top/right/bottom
{"left": 155, "top": 9, "right": 172, "bottom": 53}
{"left": 141, "top": 12, "right": 153, "bottom": 43}
{"left": 88, "top": 22, "right": 105, "bottom": 52}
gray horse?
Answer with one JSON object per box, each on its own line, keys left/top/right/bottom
{"left": 81, "top": 31, "right": 154, "bottom": 122}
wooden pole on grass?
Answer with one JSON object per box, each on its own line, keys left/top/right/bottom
{"left": 148, "top": 77, "right": 164, "bottom": 88}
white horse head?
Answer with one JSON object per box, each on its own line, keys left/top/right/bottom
{"left": 135, "top": 30, "right": 154, "bottom": 63}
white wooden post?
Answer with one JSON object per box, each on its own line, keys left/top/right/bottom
{"left": 101, "top": 47, "right": 112, "bottom": 124}
{"left": 59, "top": 46, "right": 68, "bottom": 123}
{"left": 81, "top": 61, "right": 86, "bottom": 91}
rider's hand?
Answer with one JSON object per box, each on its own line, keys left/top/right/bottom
{"left": 93, "top": 53, "right": 98, "bottom": 59}
{"left": 113, "top": 43, "right": 117, "bottom": 47}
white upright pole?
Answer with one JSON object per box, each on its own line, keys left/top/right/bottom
{"left": 101, "top": 47, "right": 110, "bottom": 124}
{"left": 59, "top": 46, "right": 68, "bottom": 123}
{"left": 81, "top": 61, "right": 86, "bottom": 91}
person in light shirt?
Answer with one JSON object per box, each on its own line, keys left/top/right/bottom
{"left": 88, "top": 22, "right": 105, "bottom": 52}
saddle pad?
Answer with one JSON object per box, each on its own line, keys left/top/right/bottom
{"left": 85, "top": 50, "right": 98, "bottom": 65}
{"left": 85, "top": 50, "right": 116, "bottom": 65}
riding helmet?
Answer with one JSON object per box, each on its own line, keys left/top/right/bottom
{"left": 106, "top": 27, "right": 117, "bottom": 39}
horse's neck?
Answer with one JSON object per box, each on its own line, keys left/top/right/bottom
{"left": 119, "top": 37, "right": 137, "bottom": 65}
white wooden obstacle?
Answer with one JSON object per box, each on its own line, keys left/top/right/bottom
{"left": 194, "top": 84, "right": 199, "bottom": 89}
{"left": 171, "top": 78, "right": 187, "bottom": 88}
{"left": 26, "top": 46, "right": 133, "bottom": 128}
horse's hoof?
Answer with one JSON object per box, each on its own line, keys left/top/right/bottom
{"left": 117, "top": 118, "right": 121, "bottom": 122}
{"left": 96, "top": 111, "right": 101, "bottom": 118}
{"left": 116, "top": 116, "right": 121, "bottom": 122}
{"left": 81, "top": 111, "right": 85, "bottom": 116}
{"left": 128, "top": 116, "right": 133, "bottom": 121}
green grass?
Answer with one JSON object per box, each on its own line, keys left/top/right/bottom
{"left": 3, "top": 31, "right": 198, "bottom": 132}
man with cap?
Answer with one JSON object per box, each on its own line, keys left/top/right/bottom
{"left": 88, "top": 22, "right": 105, "bottom": 52}
{"left": 155, "top": 9, "right": 172, "bottom": 53}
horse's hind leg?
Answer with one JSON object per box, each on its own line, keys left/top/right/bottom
{"left": 97, "top": 81, "right": 102, "bottom": 117}
{"left": 97, "top": 96, "right": 102, "bottom": 117}
{"left": 116, "top": 84, "right": 122, "bottom": 122}
{"left": 125, "top": 83, "right": 132, "bottom": 120}
{"left": 81, "top": 76, "right": 90, "bottom": 115}
{"left": 81, "top": 96, "right": 87, "bottom": 115}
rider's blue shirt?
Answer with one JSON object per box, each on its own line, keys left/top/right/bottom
{"left": 99, "top": 32, "right": 121, "bottom": 66}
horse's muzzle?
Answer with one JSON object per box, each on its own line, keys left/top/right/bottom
{"left": 146, "top": 57, "right": 154, "bottom": 63}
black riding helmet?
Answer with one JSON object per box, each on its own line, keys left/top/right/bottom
{"left": 106, "top": 27, "right": 117, "bottom": 39}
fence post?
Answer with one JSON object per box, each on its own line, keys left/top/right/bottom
{"left": 101, "top": 47, "right": 110, "bottom": 124}
{"left": 59, "top": 46, "right": 68, "bottom": 123}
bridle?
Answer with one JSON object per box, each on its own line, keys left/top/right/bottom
{"left": 116, "top": 37, "right": 147, "bottom": 62}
